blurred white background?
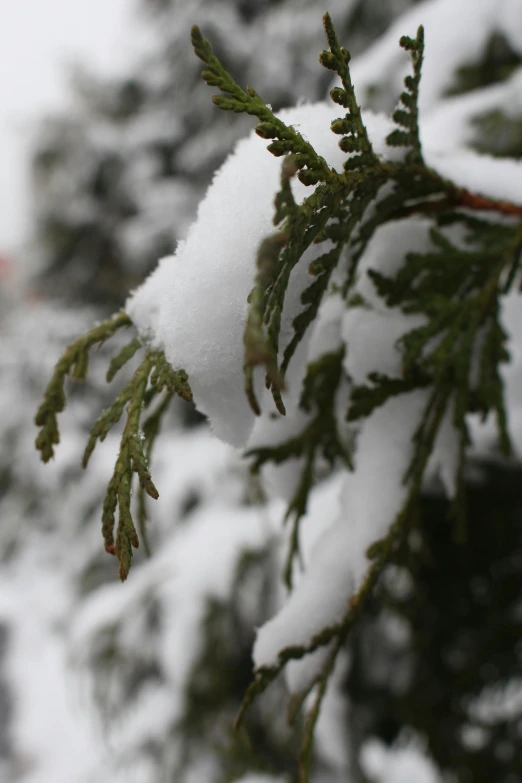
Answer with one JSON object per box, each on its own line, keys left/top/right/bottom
{"left": 0, "top": 0, "right": 134, "bottom": 254}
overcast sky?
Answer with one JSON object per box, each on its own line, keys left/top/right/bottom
{"left": 1, "top": 0, "right": 138, "bottom": 256}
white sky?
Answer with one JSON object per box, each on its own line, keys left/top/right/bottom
{"left": 0, "top": 0, "right": 138, "bottom": 256}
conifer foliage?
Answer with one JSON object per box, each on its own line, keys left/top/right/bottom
{"left": 31, "top": 0, "right": 407, "bottom": 310}
{"left": 35, "top": 11, "right": 522, "bottom": 781}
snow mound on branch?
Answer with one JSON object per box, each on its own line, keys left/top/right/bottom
{"left": 421, "top": 68, "right": 522, "bottom": 153}
{"left": 246, "top": 287, "right": 348, "bottom": 502}
{"left": 126, "top": 103, "right": 399, "bottom": 446}
{"left": 427, "top": 148, "right": 522, "bottom": 205}
{"left": 254, "top": 390, "right": 431, "bottom": 692}
{"left": 253, "top": 217, "right": 461, "bottom": 690}
{"left": 350, "top": 0, "right": 522, "bottom": 113}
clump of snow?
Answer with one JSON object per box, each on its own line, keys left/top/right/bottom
{"left": 307, "top": 292, "right": 345, "bottom": 362}
{"left": 426, "top": 148, "right": 522, "bottom": 205}
{"left": 342, "top": 306, "right": 425, "bottom": 384}
{"left": 126, "top": 104, "right": 399, "bottom": 447}
{"left": 421, "top": 67, "right": 522, "bottom": 152}
{"left": 352, "top": 218, "right": 435, "bottom": 310}
{"left": 246, "top": 409, "right": 309, "bottom": 503}
{"left": 254, "top": 390, "right": 430, "bottom": 691}
{"left": 350, "top": 0, "right": 518, "bottom": 113}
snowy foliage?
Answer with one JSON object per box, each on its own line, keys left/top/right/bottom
{"left": 127, "top": 105, "right": 402, "bottom": 446}
{"left": 125, "top": 0, "right": 522, "bottom": 711}
{"left": 1, "top": 298, "right": 273, "bottom": 782}
{"left": 31, "top": 0, "right": 409, "bottom": 307}
{"left": 8, "top": 0, "right": 522, "bottom": 782}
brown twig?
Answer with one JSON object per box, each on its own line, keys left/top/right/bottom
{"left": 456, "top": 188, "right": 522, "bottom": 218}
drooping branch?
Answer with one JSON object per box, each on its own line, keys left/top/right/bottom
{"left": 35, "top": 311, "right": 133, "bottom": 462}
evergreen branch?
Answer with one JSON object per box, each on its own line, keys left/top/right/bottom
{"left": 248, "top": 349, "right": 351, "bottom": 588}
{"left": 106, "top": 336, "right": 142, "bottom": 382}
{"left": 83, "top": 352, "right": 191, "bottom": 472}
{"left": 237, "top": 385, "right": 451, "bottom": 738}
{"left": 35, "top": 309, "right": 192, "bottom": 579}
{"left": 298, "top": 637, "right": 343, "bottom": 783}
{"left": 282, "top": 451, "right": 313, "bottom": 589}
{"left": 191, "top": 25, "right": 338, "bottom": 186}
{"left": 137, "top": 389, "right": 175, "bottom": 558}
{"left": 281, "top": 248, "right": 340, "bottom": 375}
{"left": 35, "top": 312, "right": 132, "bottom": 462}
{"left": 359, "top": 218, "right": 516, "bottom": 470}
{"left": 82, "top": 383, "right": 134, "bottom": 468}
{"left": 262, "top": 189, "right": 341, "bottom": 362}
{"left": 456, "top": 188, "right": 522, "bottom": 218}
{"left": 244, "top": 176, "right": 350, "bottom": 414}
{"left": 379, "top": 160, "right": 522, "bottom": 221}
{"left": 322, "top": 13, "right": 380, "bottom": 171}
{"left": 246, "top": 177, "right": 357, "bottom": 413}
{"left": 244, "top": 233, "right": 288, "bottom": 414}
{"left": 150, "top": 352, "right": 193, "bottom": 400}
{"left": 386, "top": 26, "right": 425, "bottom": 164}
{"left": 98, "top": 349, "right": 192, "bottom": 580}
{"left": 195, "top": 12, "right": 428, "bottom": 409}
{"left": 347, "top": 372, "right": 430, "bottom": 422}
{"left": 101, "top": 350, "right": 157, "bottom": 580}
{"left": 233, "top": 619, "right": 344, "bottom": 733}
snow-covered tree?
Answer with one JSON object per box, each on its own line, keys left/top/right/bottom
{"left": 25, "top": 1, "right": 522, "bottom": 782}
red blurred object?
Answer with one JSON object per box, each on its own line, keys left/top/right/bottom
{"left": 0, "top": 254, "right": 13, "bottom": 280}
